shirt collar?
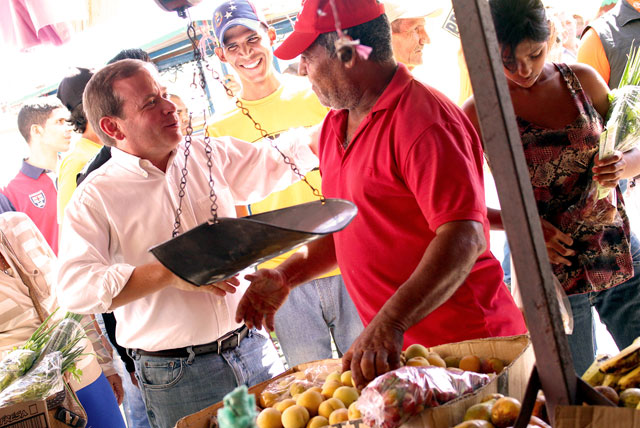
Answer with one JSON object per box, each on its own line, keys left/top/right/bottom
{"left": 111, "top": 146, "right": 178, "bottom": 177}
{"left": 618, "top": 0, "right": 640, "bottom": 27}
{"left": 371, "top": 63, "right": 414, "bottom": 113}
{"left": 20, "top": 160, "right": 48, "bottom": 179}
{"left": 327, "top": 63, "right": 413, "bottom": 146}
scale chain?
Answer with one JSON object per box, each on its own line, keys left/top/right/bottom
{"left": 205, "top": 62, "right": 325, "bottom": 202}
{"left": 174, "top": 16, "right": 325, "bottom": 237}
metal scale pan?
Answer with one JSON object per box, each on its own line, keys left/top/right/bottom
{"left": 149, "top": 199, "right": 357, "bottom": 285}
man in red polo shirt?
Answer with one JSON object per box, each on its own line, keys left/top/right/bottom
{"left": 1, "top": 97, "right": 71, "bottom": 254}
{"left": 236, "top": 0, "right": 527, "bottom": 388}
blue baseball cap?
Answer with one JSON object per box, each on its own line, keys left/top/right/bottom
{"left": 213, "top": 0, "right": 266, "bottom": 47}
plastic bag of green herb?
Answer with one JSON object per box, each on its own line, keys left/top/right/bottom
{"left": 0, "top": 352, "right": 64, "bottom": 406}
{"left": 36, "top": 312, "right": 86, "bottom": 383}
{"left": 0, "top": 310, "right": 58, "bottom": 392}
{"left": 565, "top": 45, "right": 640, "bottom": 230}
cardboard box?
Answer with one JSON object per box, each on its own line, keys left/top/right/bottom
{"left": 0, "top": 400, "right": 50, "bottom": 428}
{"left": 175, "top": 335, "right": 533, "bottom": 428}
{"left": 555, "top": 405, "right": 640, "bottom": 428}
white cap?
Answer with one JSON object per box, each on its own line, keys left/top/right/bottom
{"left": 383, "top": 0, "right": 443, "bottom": 23}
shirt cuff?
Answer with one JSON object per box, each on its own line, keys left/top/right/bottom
{"left": 97, "top": 264, "right": 137, "bottom": 312}
{"left": 275, "top": 128, "right": 320, "bottom": 174}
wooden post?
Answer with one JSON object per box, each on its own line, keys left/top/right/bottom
{"left": 451, "top": 0, "right": 578, "bottom": 418}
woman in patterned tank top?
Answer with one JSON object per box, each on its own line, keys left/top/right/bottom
{"left": 463, "top": 0, "right": 640, "bottom": 375}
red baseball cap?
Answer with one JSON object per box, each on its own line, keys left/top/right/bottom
{"left": 274, "top": 0, "right": 386, "bottom": 60}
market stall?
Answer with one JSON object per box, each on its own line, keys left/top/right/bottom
{"left": 1, "top": 1, "right": 639, "bottom": 427}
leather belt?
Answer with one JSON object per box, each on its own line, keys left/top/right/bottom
{"left": 134, "top": 325, "right": 249, "bottom": 358}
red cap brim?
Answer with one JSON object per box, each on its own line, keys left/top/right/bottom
{"left": 274, "top": 30, "right": 320, "bottom": 60}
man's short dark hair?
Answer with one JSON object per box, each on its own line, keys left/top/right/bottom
{"left": 312, "top": 14, "right": 394, "bottom": 63}
{"left": 107, "top": 48, "right": 152, "bottom": 65}
{"left": 17, "top": 97, "right": 64, "bottom": 143}
{"left": 67, "top": 104, "right": 88, "bottom": 134}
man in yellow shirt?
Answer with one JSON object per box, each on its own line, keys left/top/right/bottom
{"left": 56, "top": 67, "right": 103, "bottom": 221}
{"left": 209, "top": 0, "right": 363, "bottom": 367}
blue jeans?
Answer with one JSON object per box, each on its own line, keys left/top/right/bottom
{"left": 567, "top": 235, "right": 640, "bottom": 375}
{"left": 114, "top": 356, "right": 151, "bottom": 428}
{"left": 274, "top": 275, "right": 364, "bottom": 367}
{"left": 131, "top": 329, "right": 284, "bottom": 428}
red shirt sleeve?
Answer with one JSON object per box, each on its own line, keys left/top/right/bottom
{"left": 400, "top": 121, "right": 487, "bottom": 231}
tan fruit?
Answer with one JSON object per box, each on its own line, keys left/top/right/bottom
{"left": 256, "top": 408, "right": 283, "bottom": 428}
{"left": 274, "top": 398, "right": 297, "bottom": 413}
{"left": 308, "top": 387, "right": 322, "bottom": 395}
{"left": 328, "top": 408, "right": 349, "bottom": 425}
{"left": 347, "top": 401, "right": 361, "bottom": 420}
{"left": 325, "top": 371, "right": 341, "bottom": 383}
{"left": 318, "top": 397, "right": 345, "bottom": 419}
{"left": 296, "top": 390, "right": 324, "bottom": 417}
{"left": 340, "top": 370, "right": 354, "bottom": 387}
{"left": 620, "top": 388, "right": 640, "bottom": 408}
{"left": 444, "top": 356, "right": 461, "bottom": 368}
{"left": 321, "top": 379, "right": 343, "bottom": 398}
{"left": 482, "top": 393, "right": 504, "bottom": 403}
{"left": 290, "top": 381, "right": 310, "bottom": 397}
{"left": 406, "top": 356, "right": 431, "bottom": 367}
{"left": 491, "top": 397, "right": 521, "bottom": 428}
{"left": 306, "top": 415, "right": 329, "bottom": 428}
{"left": 426, "top": 353, "right": 447, "bottom": 368}
{"left": 453, "top": 421, "right": 495, "bottom": 428}
{"left": 463, "top": 402, "right": 492, "bottom": 421}
{"left": 260, "top": 390, "right": 279, "bottom": 408}
{"left": 404, "top": 343, "right": 430, "bottom": 360}
{"left": 594, "top": 385, "right": 619, "bottom": 405}
{"left": 459, "top": 355, "right": 482, "bottom": 372}
{"left": 333, "top": 386, "right": 359, "bottom": 407}
{"left": 487, "top": 358, "right": 505, "bottom": 374}
{"left": 282, "top": 405, "right": 310, "bottom": 428}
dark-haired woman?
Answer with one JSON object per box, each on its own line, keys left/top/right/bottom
{"left": 463, "top": 0, "right": 640, "bottom": 375}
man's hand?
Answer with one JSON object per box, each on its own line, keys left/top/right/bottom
{"left": 170, "top": 274, "right": 240, "bottom": 297}
{"left": 593, "top": 151, "right": 625, "bottom": 188}
{"left": 540, "top": 218, "right": 574, "bottom": 266}
{"left": 106, "top": 373, "right": 124, "bottom": 405}
{"left": 235, "top": 269, "right": 290, "bottom": 331}
{"left": 342, "top": 315, "right": 404, "bottom": 390}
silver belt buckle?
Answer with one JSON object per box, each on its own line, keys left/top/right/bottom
{"left": 216, "top": 329, "right": 234, "bottom": 355}
{"left": 216, "top": 326, "right": 244, "bottom": 354}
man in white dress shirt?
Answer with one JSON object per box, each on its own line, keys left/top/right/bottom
{"left": 56, "top": 59, "right": 318, "bottom": 428}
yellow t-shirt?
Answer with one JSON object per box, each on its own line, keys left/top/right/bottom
{"left": 208, "top": 75, "right": 339, "bottom": 275}
{"left": 57, "top": 138, "right": 102, "bottom": 222}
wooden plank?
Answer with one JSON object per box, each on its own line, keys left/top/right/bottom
{"left": 451, "top": 0, "right": 577, "bottom": 419}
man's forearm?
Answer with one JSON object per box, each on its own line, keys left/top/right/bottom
{"left": 278, "top": 235, "right": 338, "bottom": 289}
{"left": 376, "top": 221, "right": 486, "bottom": 333}
{"left": 109, "top": 262, "right": 173, "bottom": 310}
